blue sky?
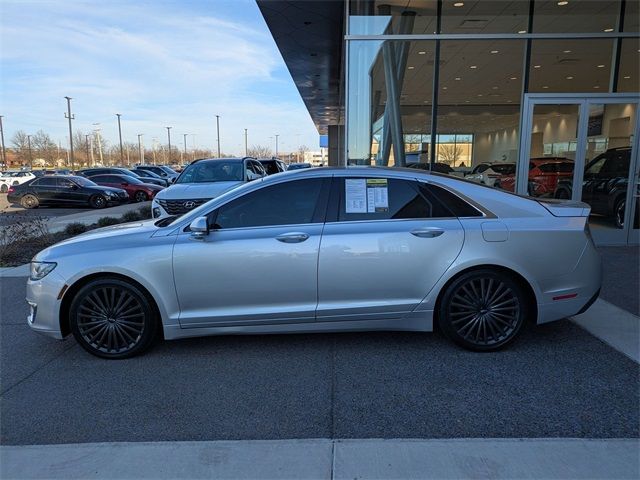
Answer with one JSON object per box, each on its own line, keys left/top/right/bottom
{"left": 0, "top": 0, "right": 320, "bottom": 155}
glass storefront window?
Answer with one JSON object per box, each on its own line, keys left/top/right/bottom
{"left": 441, "top": 1, "right": 529, "bottom": 34}
{"left": 617, "top": 38, "right": 640, "bottom": 92}
{"left": 529, "top": 39, "right": 615, "bottom": 93}
{"left": 533, "top": 0, "right": 620, "bottom": 33}
{"left": 348, "top": 0, "right": 436, "bottom": 35}
{"left": 623, "top": 0, "right": 640, "bottom": 32}
{"left": 347, "top": 40, "right": 435, "bottom": 166}
{"left": 436, "top": 40, "right": 524, "bottom": 178}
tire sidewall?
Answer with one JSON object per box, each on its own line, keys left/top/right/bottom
{"left": 69, "top": 277, "right": 158, "bottom": 359}
{"left": 135, "top": 191, "right": 148, "bottom": 202}
{"left": 90, "top": 194, "right": 107, "bottom": 209}
{"left": 438, "top": 269, "right": 527, "bottom": 352}
{"left": 21, "top": 194, "right": 39, "bottom": 209}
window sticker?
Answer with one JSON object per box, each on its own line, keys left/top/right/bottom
{"left": 345, "top": 179, "right": 367, "bottom": 213}
{"left": 366, "top": 178, "right": 389, "bottom": 212}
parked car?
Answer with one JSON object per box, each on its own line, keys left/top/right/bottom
{"left": 0, "top": 170, "right": 36, "bottom": 193}
{"left": 407, "top": 162, "right": 454, "bottom": 174}
{"left": 77, "top": 167, "right": 167, "bottom": 188}
{"left": 127, "top": 168, "right": 170, "bottom": 186}
{"left": 151, "top": 157, "right": 267, "bottom": 218}
{"left": 26, "top": 167, "right": 601, "bottom": 359}
{"left": 287, "top": 162, "right": 312, "bottom": 170}
{"left": 465, "top": 163, "right": 516, "bottom": 187}
{"left": 86, "top": 174, "right": 163, "bottom": 203}
{"left": 7, "top": 175, "right": 128, "bottom": 209}
{"left": 555, "top": 147, "right": 637, "bottom": 229}
{"left": 135, "top": 165, "right": 179, "bottom": 183}
{"left": 258, "top": 157, "right": 288, "bottom": 175}
{"left": 498, "top": 158, "right": 574, "bottom": 196}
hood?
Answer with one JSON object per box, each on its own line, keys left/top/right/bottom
{"left": 140, "top": 182, "right": 164, "bottom": 191}
{"left": 34, "top": 220, "right": 160, "bottom": 262}
{"left": 155, "top": 181, "right": 243, "bottom": 200}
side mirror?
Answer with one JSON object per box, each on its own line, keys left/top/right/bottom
{"left": 189, "top": 216, "right": 209, "bottom": 240}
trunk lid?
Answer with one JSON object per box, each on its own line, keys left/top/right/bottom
{"left": 537, "top": 198, "right": 591, "bottom": 217}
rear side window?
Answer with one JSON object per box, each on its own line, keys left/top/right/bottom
{"left": 34, "top": 177, "right": 57, "bottom": 186}
{"left": 337, "top": 178, "right": 451, "bottom": 222}
{"left": 214, "top": 178, "right": 325, "bottom": 229}
{"left": 419, "top": 183, "right": 483, "bottom": 218}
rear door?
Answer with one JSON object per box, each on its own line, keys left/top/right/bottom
{"left": 29, "top": 177, "right": 57, "bottom": 203}
{"left": 316, "top": 176, "right": 465, "bottom": 321}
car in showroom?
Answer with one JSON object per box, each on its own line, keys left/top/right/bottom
{"left": 498, "top": 158, "right": 574, "bottom": 196}
{"left": 135, "top": 165, "right": 179, "bottom": 183}
{"left": 465, "top": 162, "right": 516, "bottom": 187}
{"left": 407, "top": 162, "right": 455, "bottom": 175}
{"left": 554, "top": 146, "right": 637, "bottom": 229}
{"left": 85, "top": 173, "right": 164, "bottom": 203}
{"left": 7, "top": 175, "right": 128, "bottom": 209}
{"left": 77, "top": 167, "right": 168, "bottom": 187}
{"left": 0, "top": 170, "right": 36, "bottom": 193}
{"left": 151, "top": 157, "right": 266, "bottom": 218}
{"left": 258, "top": 157, "right": 288, "bottom": 175}
{"left": 25, "top": 167, "right": 601, "bottom": 359}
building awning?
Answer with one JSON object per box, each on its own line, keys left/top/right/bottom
{"left": 257, "top": 0, "right": 345, "bottom": 134}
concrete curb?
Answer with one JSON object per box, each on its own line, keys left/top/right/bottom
{"left": 1, "top": 438, "right": 638, "bottom": 479}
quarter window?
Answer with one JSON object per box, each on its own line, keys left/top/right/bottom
{"left": 214, "top": 178, "right": 325, "bottom": 229}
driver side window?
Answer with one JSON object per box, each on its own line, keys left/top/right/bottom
{"left": 213, "top": 178, "right": 325, "bottom": 229}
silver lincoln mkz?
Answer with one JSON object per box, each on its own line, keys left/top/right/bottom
{"left": 27, "top": 167, "right": 601, "bottom": 358}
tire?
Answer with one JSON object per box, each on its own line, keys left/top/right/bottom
{"left": 0, "top": 184, "right": 7, "bottom": 193}
{"left": 134, "top": 190, "right": 148, "bottom": 203}
{"left": 89, "top": 194, "right": 107, "bottom": 209}
{"left": 69, "top": 277, "right": 159, "bottom": 359}
{"left": 12, "top": 181, "right": 19, "bottom": 186}
{"left": 20, "top": 194, "right": 39, "bottom": 209}
{"left": 555, "top": 188, "right": 570, "bottom": 200}
{"left": 614, "top": 198, "right": 625, "bottom": 229}
{"left": 438, "top": 269, "right": 527, "bottom": 352}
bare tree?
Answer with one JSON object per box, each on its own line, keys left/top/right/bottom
{"left": 296, "top": 144, "right": 309, "bottom": 163}
{"left": 247, "top": 144, "right": 272, "bottom": 158}
{"left": 32, "top": 130, "right": 57, "bottom": 164}
{"left": 438, "top": 144, "right": 463, "bottom": 166}
{"left": 10, "top": 130, "right": 30, "bottom": 163}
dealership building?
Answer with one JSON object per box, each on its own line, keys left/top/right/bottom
{"left": 258, "top": 0, "right": 640, "bottom": 245}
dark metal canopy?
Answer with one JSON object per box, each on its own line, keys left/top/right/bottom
{"left": 257, "top": 0, "right": 345, "bottom": 134}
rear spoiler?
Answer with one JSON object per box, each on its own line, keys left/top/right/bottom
{"left": 537, "top": 199, "right": 591, "bottom": 217}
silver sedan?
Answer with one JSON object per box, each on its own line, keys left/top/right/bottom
{"left": 26, "top": 167, "right": 601, "bottom": 358}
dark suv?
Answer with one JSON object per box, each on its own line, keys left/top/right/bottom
{"left": 555, "top": 147, "right": 637, "bottom": 229}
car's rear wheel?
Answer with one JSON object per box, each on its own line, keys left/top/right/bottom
{"left": 89, "top": 194, "right": 107, "bottom": 209}
{"left": 0, "top": 184, "right": 8, "bottom": 193}
{"left": 614, "top": 198, "right": 625, "bottom": 229}
{"left": 555, "top": 188, "right": 570, "bottom": 199}
{"left": 134, "top": 190, "right": 148, "bottom": 203}
{"left": 69, "top": 277, "right": 159, "bottom": 359}
{"left": 438, "top": 269, "right": 526, "bottom": 351}
{"left": 21, "top": 194, "right": 39, "bottom": 209}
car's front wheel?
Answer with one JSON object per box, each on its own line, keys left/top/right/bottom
{"left": 134, "top": 190, "right": 148, "bottom": 203}
{"left": 89, "top": 194, "right": 107, "bottom": 209}
{"left": 69, "top": 277, "right": 159, "bottom": 359}
{"left": 438, "top": 269, "right": 527, "bottom": 351}
{"left": 614, "top": 198, "right": 625, "bottom": 229}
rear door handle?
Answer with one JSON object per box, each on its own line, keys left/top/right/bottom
{"left": 410, "top": 227, "right": 445, "bottom": 238}
{"left": 276, "top": 232, "right": 310, "bottom": 243}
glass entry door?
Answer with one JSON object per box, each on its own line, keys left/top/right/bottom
{"left": 519, "top": 95, "right": 640, "bottom": 245}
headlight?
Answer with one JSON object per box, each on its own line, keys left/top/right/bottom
{"left": 30, "top": 261, "right": 57, "bottom": 281}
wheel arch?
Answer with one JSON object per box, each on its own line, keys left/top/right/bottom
{"left": 432, "top": 264, "right": 538, "bottom": 329}
{"left": 59, "top": 272, "right": 164, "bottom": 339}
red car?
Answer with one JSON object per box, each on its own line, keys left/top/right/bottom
{"left": 498, "top": 158, "right": 574, "bottom": 196}
{"left": 87, "top": 173, "right": 164, "bottom": 203}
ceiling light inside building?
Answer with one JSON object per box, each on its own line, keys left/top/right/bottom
{"left": 593, "top": 86, "right": 600, "bottom": 89}
{"left": 604, "top": 28, "right": 614, "bottom": 32}
{"left": 470, "top": 65, "right": 477, "bottom": 69}
{"left": 455, "top": 77, "right": 461, "bottom": 80}
{"left": 557, "top": 1, "right": 569, "bottom": 5}
{"left": 518, "top": 30, "right": 527, "bottom": 34}
{"left": 563, "top": 50, "right": 572, "bottom": 53}
{"left": 408, "top": 66, "right": 415, "bottom": 70}
{"left": 442, "top": 86, "right": 448, "bottom": 90}
{"left": 492, "top": 86, "right": 499, "bottom": 90}
{"left": 542, "top": 85, "right": 549, "bottom": 89}
{"left": 454, "top": 2, "right": 464, "bottom": 7}
{"left": 566, "top": 76, "right": 574, "bottom": 79}
{"left": 490, "top": 50, "right": 499, "bottom": 54}
{"left": 623, "top": 75, "right": 631, "bottom": 79}
{"left": 534, "top": 65, "right": 541, "bottom": 68}
{"left": 418, "top": 51, "right": 426, "bottom": 55}
{"left": 510, "top": 76, "right": 517, "bottom": 80}
{"left": 597, "top": 64, "right": 605, "bottom": 68}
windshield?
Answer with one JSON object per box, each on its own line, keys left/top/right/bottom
{"left": 176, "top": 161, "right": 244, "bottom": 184}
{"left": 160, "top": 166, "right": 177, "bottom": 174}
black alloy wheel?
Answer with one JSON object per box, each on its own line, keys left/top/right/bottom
{"left": 439, "top": 269, "right": 526, "bottom": 351}
{"left": 134, "top": 190, "right": 148, "bottom": 203}
{"left": 614, "top": 198, "right": 626, "bottom": 229}
{"left": 89, "top": 194, "right": 107, "bottom": 209}
{"left": 21, "top": 194, "right": 39, "bottom": 209}
{"left": 69, "top": 277, "right": 158, "bottom": 359}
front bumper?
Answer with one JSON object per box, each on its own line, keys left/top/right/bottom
{"left": 26, "top": 270, "right": 67, "bottom": 340}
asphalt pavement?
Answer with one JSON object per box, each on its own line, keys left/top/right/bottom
{"left": 0, "top": 194, "right": 90, "bottom": 226}
{"left": 1, "top": 274, "right": 638, "bottom": 446}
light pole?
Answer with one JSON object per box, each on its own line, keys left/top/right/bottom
{"left": 215, "top": 115, "right": 221, "bottom": 157}
{"left": 182, "top": 133, "right": 188, "bottom": 163}
{"left": 0, "top": 115, "right": 6, "bottom": 167}
{"left": 27, "top": 134, "right": 33, "bottom": 169}
{"left": 84, "top": 134, "right": 90, "bottom": 166}
{"left": 64, "top": 96, "right": 75, "bottom": 170}
{"left": 152, "top": 137, "right": 157, "bottom": 165}
{"left": 166, "top": 127, "right": 172, "bottom": 164}
{"left": 275, "top": 134, "right": 279, "bottom": 158}
{"left": 92, "top": 123, "right": 104, "bottom": 165}
{"left": 116, "top": 113, "right": 124, "bottom": 164}
{"left": 137, "top": 134, "right": 144, "bottom": 164}
{"left": 244, "top": 128, "right": 248, "bottom": 156}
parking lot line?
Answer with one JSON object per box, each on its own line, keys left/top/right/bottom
{"left": 571, "top": 299, "right": 640, "bottom": 363}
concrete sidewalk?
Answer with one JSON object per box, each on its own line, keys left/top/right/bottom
{"left": 1, "top": 438, "right": 638, "bottom": 479}
{"left": 46, "top": 201, "right": 150, "bottom": 232}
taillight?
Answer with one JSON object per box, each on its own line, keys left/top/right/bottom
{"left": 7, "top": 186, "right": 14, "bottom": 193}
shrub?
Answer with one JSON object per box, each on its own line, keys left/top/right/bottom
{"left": 121, "top": 210, "right": 142, "bottom": 222}
{"left": 137, "top": 206, "right": 152, "bottom": 220}
{"left": 64, "top": 223, "right": 88, "bottom": 236}
{"left": 96, "top": 216, "right": 120, "bottom": 228}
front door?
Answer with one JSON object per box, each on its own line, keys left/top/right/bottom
{"left": 316, "top": 176, "right": 464, "bottom": 321}
{"left": 520, "top": 95, "right": 640, "bottom": 245}
{"left": 172, "top": 177, "right": 330, "bottom": 328}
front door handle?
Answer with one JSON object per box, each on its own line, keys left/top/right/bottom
{"left": 411, "top": 227, "right": 445, "bottom": 238}
{"left": 276, "top": 232, "right": 310, "bottom": 243}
